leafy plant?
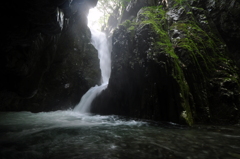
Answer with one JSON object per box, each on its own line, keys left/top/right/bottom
{"left": 96, "top": 0, "right": 131, "bottom": 27}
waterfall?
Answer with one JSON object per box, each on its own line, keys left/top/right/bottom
{"left": 91, "top": 29, "right": 111, "bottom": 84}
{"left": 73, "top": 28, "right": 111, "bottom": 113}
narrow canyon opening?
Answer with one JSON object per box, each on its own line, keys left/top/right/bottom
{"left": 0, "top": 0, "right": 240, "bottom": 158}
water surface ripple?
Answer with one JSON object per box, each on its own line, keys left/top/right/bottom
{"left": 0, "top": 111, "right": 240, "bottom": 159}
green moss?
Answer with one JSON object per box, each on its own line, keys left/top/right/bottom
{"left": 139, "top": 6, "right": 177, "bottom": 58}
{"left": 168, "top": 5, "right": 240, "bottom": 124}
{"left": 119, "top": 20, "right": 137, "bottom": 38}
{"left": 117, "top": 2, "right": 239, "bottom": 125}
{"left": 173, "top": 0, "right": 197, "bottom": 6}
{"left": 173, "top": 58, "right": 193, "bottom": 125}
{"left": 137, "top": 3, "right": 239, "bottom": 125}
{"left": 128, "top": 25, "right": 135, "bottom": 31}
{"left": 170, "top": 18, "right": 235, "bottom": 79}
{"left": 137, "top": 5, "right": 194, "bottom": 125}
{"left": 121, "top": 20, "right": 132, "bottom": 28}
{"left": 120, "top": 20, "right": 136, "bottom": 31}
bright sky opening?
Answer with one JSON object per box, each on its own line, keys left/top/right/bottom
{"left": 88, "top": 7, "right": 103, "bottom": 30}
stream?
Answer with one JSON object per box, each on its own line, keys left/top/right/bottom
{"left": 0, "top": 111, "right": 240, "bottom": 159}
{"left": 1, "top": 8, "right": 239, "bottom": 159}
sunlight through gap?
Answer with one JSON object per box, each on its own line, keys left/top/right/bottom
{"left": 88, "top": 7, "right": 103, "bottom": 30}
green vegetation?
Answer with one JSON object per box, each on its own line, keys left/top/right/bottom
{"left": 170, "top": 10, "right": 238, "bottom": 81}
{"left": 115, "top": 0, "right": 239, "bottom": 125}
{"left": 168, "top": 5, "right": 239, "bottom": 123}
{"left": 173, "top": 0, "right": 196, "bottom": 6}
{"left": 120, "top": 20, "right": 136, "bottom": 31}
{"left": 96, "top": 0, "right": 131, "bottom": 27}
{"left": 121, "top": 20, "right": 133, "bottom": 28}
{"left": 118, "top": 20, "right": 137, "bottom": 39}
{"left": 135, "top": 5, "right": 194, "bottom": 125}
{"left": 128, "top": 3, "right": 238, "bottom": 125}
{"left": 139, "top": 6, "right": 177, "bottom": 58}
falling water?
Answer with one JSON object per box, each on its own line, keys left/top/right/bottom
{"left": 73, "top": 28, "right": 111, "bottom": 113}
{"left": 1, "top": 10, "right": 240, "bottom": 159}
{"left": 91, "top": 28, "right": 111, "bottom": 84}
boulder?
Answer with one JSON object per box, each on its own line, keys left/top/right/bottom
{"left": 91, "top": 0, "right": 240, "bottom": 125}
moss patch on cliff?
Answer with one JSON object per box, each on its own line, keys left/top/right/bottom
{"left": 130, "top": 3, "right": 239, "bottom": 125}
{"left": 136, "top": 5, "right": 194, "bottom": 125}
{"left": 100, "top": 0, "right": 240, "bottom": 125}
{"left": 139, "top": 6, "right": 177, "bottom": 59}
{"left": 168, "top": 4, "right": 240, "bottom": 124}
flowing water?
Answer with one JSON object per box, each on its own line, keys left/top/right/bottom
{"left": 0, "top": 111, "right": 240, "bottom": 159}
{"left": 74, "top": 28, "right": 110, "bottom": 113}
{"left": 1, "top": 12, "right": 240, "bottom": 159}
{"left": 73, "top": 83, "right": 108, "bottom": 113}
{"left": 90, "top": 28, "right": 111, "bottom": 84}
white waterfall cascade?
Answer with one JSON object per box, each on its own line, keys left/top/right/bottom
{"left": 73, "top": 28, "right": 111, "bottom": 113}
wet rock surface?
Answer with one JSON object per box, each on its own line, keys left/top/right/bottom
{"left": 91, "top": 0, "right": 240, "bottom": 125}
{"left": 0, "top": 0, "right": 240, "bottom": 125}
{"left": 204, "top": 0, "right": 240, "bottom": 67}
{"left": 0, "top": 0, "right": 100, "bottom": 111}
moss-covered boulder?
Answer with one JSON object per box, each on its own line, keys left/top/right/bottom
{"left": 91, "top": 0, "right": 240, "bottom": 125}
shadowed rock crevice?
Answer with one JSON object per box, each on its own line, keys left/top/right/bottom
{"left": 0, "top": 0, "right": 240, "bottom": 125}
{"left": 91, "top": 0, "right": 240, "bottom": 125}
{"left": 0, "top": 0, "right": 100, "bottom": 111}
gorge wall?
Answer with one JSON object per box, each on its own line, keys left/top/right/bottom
{"left": 91, "top": 0, "right": 240, "bottom": 125}
{"left": 0, "top": 0, "right": 100, "bottom": 111}
{"left": 0, "top": 0, "right": 240, "bottom": 125}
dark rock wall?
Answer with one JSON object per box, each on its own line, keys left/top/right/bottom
{"left": 1, "top": 0, "right": 239, "bottom": 125}
{"left": 0, "top": 0, "right": 100, "bottom": 111}
{"left": 204, "top": 0, "right": 240, "bottom": 67}
{"left": 91, "top": 0, "right": 240, "bottom": 125}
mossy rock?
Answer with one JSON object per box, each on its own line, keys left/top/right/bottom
{"left": 91, "top": 0, "right": 240, "bottom": 126}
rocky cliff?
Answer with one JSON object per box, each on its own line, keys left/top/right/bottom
{"left": 1, "top": 0, "right": 240, "bottom": 125}
{"left": 0, "top": 0, "right": 100, "bottom": 111}
{"left": 91, "top": 0, "right": 240, "bottom": 125}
